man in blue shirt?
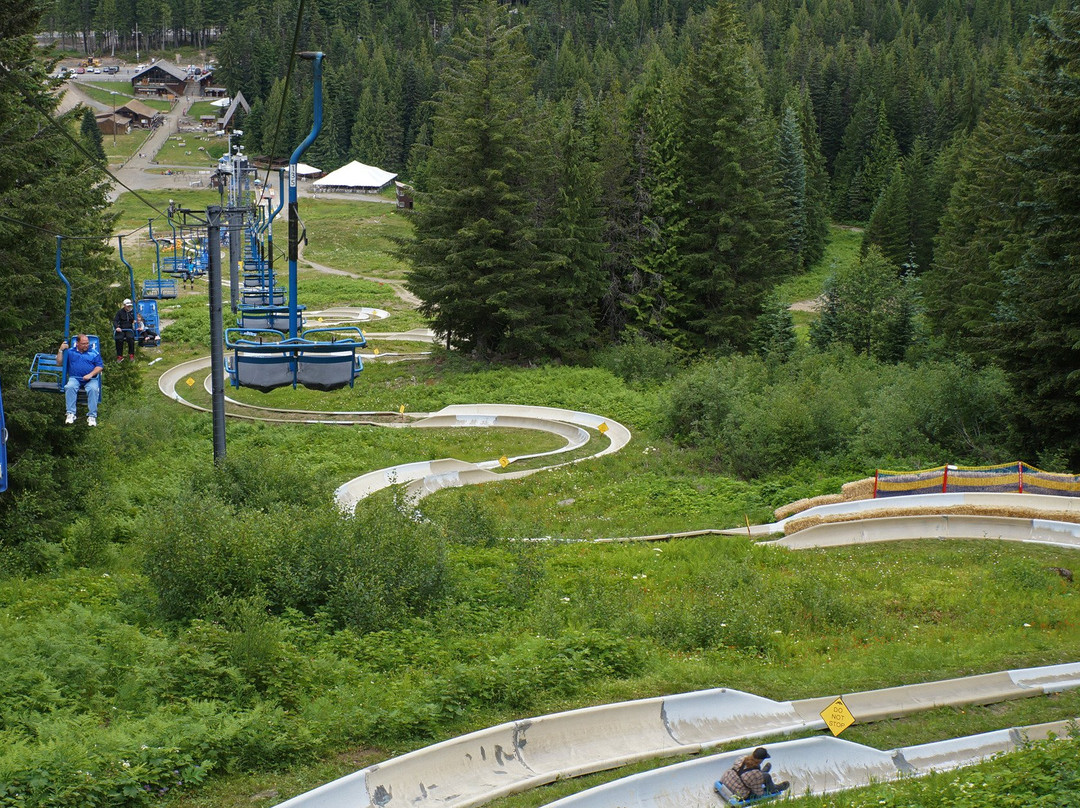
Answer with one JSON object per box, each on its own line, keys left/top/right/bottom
{"left": 56, "top": 334, "right": 104, "bottom": 426}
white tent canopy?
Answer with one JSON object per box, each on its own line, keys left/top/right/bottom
{"left": 312, "top": 160, "right": 397, "bottom": 192}
{"left": 295, "top": 162, "right": 322, "bottom": 177}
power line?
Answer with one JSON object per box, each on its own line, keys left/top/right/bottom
{"left": 0, "top": 62, "right": 171, "bottom": 220}
{"left": 0, "top": 212, "right": 156, "bottom": 241}
{"left": 258, "top": 0, "right": 310, "bottom": 192}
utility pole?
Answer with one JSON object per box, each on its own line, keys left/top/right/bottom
{"left": 109, "top": 91, "right": 118, "bottom": 146}
{"left": 207, "top": 205, "right": 226, "bottom": 464}
{"left": 132, "top": 23, "right": 141, "bottom": 62}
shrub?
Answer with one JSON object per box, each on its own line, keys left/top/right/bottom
{"left": 592, "top": 334, "right": 684, "bottom": 389}
{"left": 662, "top": 352, "right": 1017, "bottom": 478}
{"left": 142, "top": 496, "right": 450, "bottom": 634}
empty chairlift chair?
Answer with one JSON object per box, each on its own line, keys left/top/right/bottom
{"left": 295, "top": 327, "right": 366, "bottom": 391}
{"left": 224, "top": 327, "right": 365, "bottom": 392}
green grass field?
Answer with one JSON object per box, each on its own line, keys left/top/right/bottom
{"left": 9, "top": 200, "right": 1075, "bottom": 808}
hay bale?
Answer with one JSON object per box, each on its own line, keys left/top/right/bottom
{"left": 773, "top": 477, "right": 875, "bottom": 520}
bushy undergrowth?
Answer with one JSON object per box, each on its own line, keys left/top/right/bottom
{"left": 141, "top": 494, "right": 449, "bottom": 633}
{"left": 663, "top": 350, "right": 1016, "bottom": 477}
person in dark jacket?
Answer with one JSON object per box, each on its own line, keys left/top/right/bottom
{"left": 114, "top": 298, "right": 136, "bottom": 361}
{"left": 719, "top": 747, "right": 789, "bottom": 800}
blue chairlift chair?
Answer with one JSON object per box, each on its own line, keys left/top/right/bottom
{"left": 296, "top": 327, "right": 366, "bottom": 391}
{"left": 136, "top": 299, "right": 161, "bottom": 346}
{"left": 222, "top": 52, "right": 357, "bottom": 394}
{"left": 224, "top": 326, "right": 365, "bottom": 393}
{"left": 28, "top": 237, "right": 104, "bottom": 405}
{"left": 141, "top": 219, "right": 178, "bottom": 299}
{"left": 119, "top": 235, "right": 163, "bottom": 347}
{"left": 237, "top": 304, "right": 304, "bottom": 332}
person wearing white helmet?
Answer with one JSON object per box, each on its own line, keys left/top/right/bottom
{"left": 113, "top": 298, "right": 136, "bottom": 361}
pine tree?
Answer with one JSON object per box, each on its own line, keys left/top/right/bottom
{"left": 848, "top": 101, "right": 900, "bottom": 222}
{"left": 625, "top": 52, "right": 683, "bottom": 341}
{"left": 402, "top": 1, "right": 544, "bottom": 358}
{"left": 991, "top": 8, "right": 1080, "bottom": 462}
{"left": 0, "top": 0, "right": 113, "bottom": 520}
{"left": 532, "top": 96, "right": 606, "bottom": 356}
{"left": 80, "top": 106, "right": 107, "bottom": 163}
{"left": 926, "top": 92, "right": 1028, "bottom": 356}
{"left": 810, "top": 246, "right": 911, "bottom": 361}
{"left": 669, "top": 0, "right": 791, "bottom": 352}
{"left": 776, "top": 104, "right": 808, "bottom": 268}
{"left": 794, "top": 87, "right": 829, "bottom": 269}
{"left": 749, "top": 293, "right": 797, "bottom": 363}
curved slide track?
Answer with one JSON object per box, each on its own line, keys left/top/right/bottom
{"left": 271, "top": 657, "right": 1080, "bottom": 808}
{"left": 731, "top": 491, "right": 1080, "bottom": 538}
{"left": 156, "top": 333, "right": 632, "bottom": 510}
{"left": 267, "top": 512, "right": 1080, "bottom": 808}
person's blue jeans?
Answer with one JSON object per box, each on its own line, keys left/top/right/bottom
{"left": 65, "top": 376, "right": 100, "bottom": 417}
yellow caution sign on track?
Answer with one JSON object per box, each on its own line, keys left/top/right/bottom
{"left": 820, "top": 696, "right": 855, "bottom": 736}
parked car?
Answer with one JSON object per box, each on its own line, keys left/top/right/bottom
{"left": 74, "top": 66, "right": 85, "bottom": 74}
{"left": 103, "top": 65, "right": 119, "bottom": 74}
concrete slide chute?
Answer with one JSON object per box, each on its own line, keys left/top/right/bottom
{"left": 272, "top": 660, "right": 1080, "bottom": 808}
{"left": 157, "top": 357, "right": 632, "bottom": 512}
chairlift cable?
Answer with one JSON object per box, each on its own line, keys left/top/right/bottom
{"left": 0, "top": 63, "right": 171, "bottom": 220}
{"left": 257, "top": 0, "right": 309, "bottom": 192}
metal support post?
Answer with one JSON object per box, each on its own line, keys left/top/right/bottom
{"left": 207, "top": 206, "right": 227, "bottom": 464}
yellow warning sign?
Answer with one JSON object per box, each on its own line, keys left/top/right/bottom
{"left": 373, "top": 347, "right": 380, "bottom": 355}
{"left": 185, "top": 377, "right": 195, "bottom": 387}
{"left": 499, "top": 456, "right": 509, "bottom": 468}
{"left": 399, "top": 404, "right": 406, "bottom": 414}
{"left": 820, "top": 697, "right": 855, "bottom": 736}
{"left": 598, "top": 422, "right": 609, "bottom": 434}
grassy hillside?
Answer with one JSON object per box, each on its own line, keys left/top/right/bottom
{"left": 2, "top": 208, "right": 1077, "bottom": 808}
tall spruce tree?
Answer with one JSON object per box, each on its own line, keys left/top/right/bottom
{"left": 794, "top": 87, "right": 830, "bottom": 269}
{"left": 989, "top": 8, "right": 1080, "bottom": 463}
{"left": 402, "top": 1, "right": 544, "bottom": 358}
{"left": 625, "top": 53, "right": 683, "bottom": 341}
{"left": 810, "top": 246, "right": 912, "bottom": 362}
{"left": 669, "top": 0, "right": 791, "bottom": 352}
{"left": 532, "top": 95, "right": 606, "bottom": 357}
{"left": 776, "top": 104, "right": 808, "bottom": 268}
{"left": 925, "top": 96, "right": 1027, "bottom": 356}
{"left": 80, "top": 106, "right": 107, "bottom": 163}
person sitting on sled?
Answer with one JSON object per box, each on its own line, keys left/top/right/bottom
{"left": 719, "top": 747, "right": 790, "bottom": 800}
